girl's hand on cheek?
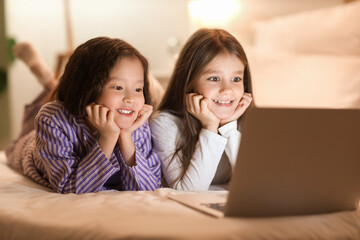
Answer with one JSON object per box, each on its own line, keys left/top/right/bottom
{"left": 121, "top": 104, "right": 153, "bottom": 136}
{"left": 86, "top": 103, "right": 120, "bottom": 159}
{"left": 117, "top": 104, "right": 153, "bottom": 167}
{"left": 220, "top": 93, "right": 252, "bottom": 126}
{"left": 186, "top": 93, "right": 220, "bottom": 133}
{"left": 86, "top": 103, "right": 120, "bottom": 139}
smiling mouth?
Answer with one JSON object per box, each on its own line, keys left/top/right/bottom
{"left": 117, "top": 109, "right": 134, "bottom": 116}
{"left": 213, "top": 100, "right": 233, "bottom": 104}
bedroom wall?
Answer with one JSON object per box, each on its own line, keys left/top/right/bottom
{"left": 1, "top": 0, "right": 343, "bottom": 148}
{"left": 227, "top": 0, "right": 342, "bottom": 46}
{"left": 3, "top": 0, "right": 191, "bottom": 144}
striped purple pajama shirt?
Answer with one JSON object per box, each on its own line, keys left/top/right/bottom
{"left": 7, "top": 100, "right": 162, "bottom": 194}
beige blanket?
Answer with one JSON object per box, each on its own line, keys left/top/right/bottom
{"left": 1, "top": 151, "right": 360, "bottom": 240}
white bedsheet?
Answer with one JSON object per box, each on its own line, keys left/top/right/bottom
{"left": 1, "top": 151, "right": 360, "bottom": 240}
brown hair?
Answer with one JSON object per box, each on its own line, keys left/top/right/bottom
{"left": 52, "top": 36, "right": 151, "bottom": 118}
{"left": 158, "top": 28, "right": 252, "bottom": 183}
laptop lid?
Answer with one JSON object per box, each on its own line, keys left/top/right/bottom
{"left": 225, "top": 107, "right": 360, "bottom": 217}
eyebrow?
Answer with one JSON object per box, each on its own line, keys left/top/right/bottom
{"left": 202, "top": 69, "right": 244, "bottom": 75}
{"left": 108, "top": 78, "right": 144, "bottom": 84}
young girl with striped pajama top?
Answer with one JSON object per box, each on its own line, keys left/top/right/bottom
{"left": 6, "top": 37, "right": 162, "bottom": 193}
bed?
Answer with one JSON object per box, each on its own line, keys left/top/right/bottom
{"left": 2, "top": 1, "right": 360, "bottom": 239}
{"left": 1, "top": 151, "right": 360, "bottom": 239}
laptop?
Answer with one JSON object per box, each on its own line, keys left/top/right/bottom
{"left": 168, "top": 107, "right": 360, "bottom": 218}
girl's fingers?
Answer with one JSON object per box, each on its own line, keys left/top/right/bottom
{"left": 92, "top": 104, "right": 100, "bottom": 120}
{"left": 86, "top": 103, "right": 98, "bottom": 118}
{"left": 192, "top": 95, "right": 203, "bottom": 113}
{"left": 201, "top": 98, "right": 219, "bottom": 121}
{"left": 187, "top": 93, "right": 203, "bottom": 114}
{"left": 142, "top": 105, "right": 153, "bottom": 119}
{"left": 234, "top": 95, "right": 252, "bottom": 115}
{"left": 243, "top": 92, "right": 252, "bottom": 97}
{"left": 107, "top": 109, "right": 114, "bottom": 122}
{"left": 238, "top": 93, "right": 252, "bottom": 107}
{"left": 137, "top": 105, "right": 153, "bottom": 121}
{"left": 99, "top": 105, "right": 109, "bottom": 123}
{"left": 86, "top": 105, "right": 93, "bottom": 118}
{"left": 242, "top": 93, "right": 253, "bottom": 102}
{"left": 86, "top": 103, "right": 113, "bottom": 125}
{"left": 141, "top": 104, "right": 153, "bottom": 112}
{"left": 200, "top": 98, "right": 210, "bottom": 112}
{"left": 126, "top": 105, "right": 153, "bottom": 133}
{"left": 137, "top": 109, "right": 152, "bottom": 124}
{"left": 186, "top": 93, "right": 196, "bottom": 113}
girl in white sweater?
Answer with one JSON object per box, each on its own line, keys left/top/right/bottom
{"left": 150, "top": 28, "right": 253, "bottom": 190}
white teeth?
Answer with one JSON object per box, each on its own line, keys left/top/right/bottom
{"left": 214, "top": 100, "right": 231, "bottom": 104}
{"left": 118, "top": 109, "right": 132, "bottom": 114}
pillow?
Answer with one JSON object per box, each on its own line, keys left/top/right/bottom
{"left": 252, "top": 1, "right": 360, "bottom": 56}
{"left": 248, "top": 50, "right": 360, "bottom": 108}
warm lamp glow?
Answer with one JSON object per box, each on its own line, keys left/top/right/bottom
{"left": 188, "top": 0, "right": 242, "bottom": 27}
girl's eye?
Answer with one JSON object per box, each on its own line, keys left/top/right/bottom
{"left": 135, "top": 88, "right": 143, "bottom": 92}
{"left": 208, "top": 77, "right": 220, "bottom": 82}
{"left": 114, "top": 86, "right": 123, "bottom": 90}
{"left": 232, "top": 77, "right": 242, "bottom": 82}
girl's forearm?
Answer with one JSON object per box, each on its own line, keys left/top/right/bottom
{"left": 98, "top": 135, "right": 118, "bottom": 160}
{"left": 118, "top": 133, "right": 136, "bottom": 166}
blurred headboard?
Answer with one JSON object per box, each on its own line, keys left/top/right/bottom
{"left": 250, "top": 0, "right": 360, "bottom": 109}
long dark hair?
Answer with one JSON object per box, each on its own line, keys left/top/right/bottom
{"left": 52, "top": 36, "right": 151, "bottom": 118}
{"left": 157, "top": 28, "right": 252, "bottom": 182}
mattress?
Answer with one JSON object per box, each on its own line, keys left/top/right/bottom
{"left": 1, "top": 151, "right": 360, "bottom": 239}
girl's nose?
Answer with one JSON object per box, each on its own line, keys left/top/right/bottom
{"left": 123, "top": 91, "right": 135, "bottom": 104}
{"left": 124, "top": 97, "right": 135, "bottom": 104}
{"left": 219, "top": 82, "right": 233, "bottom": 94}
